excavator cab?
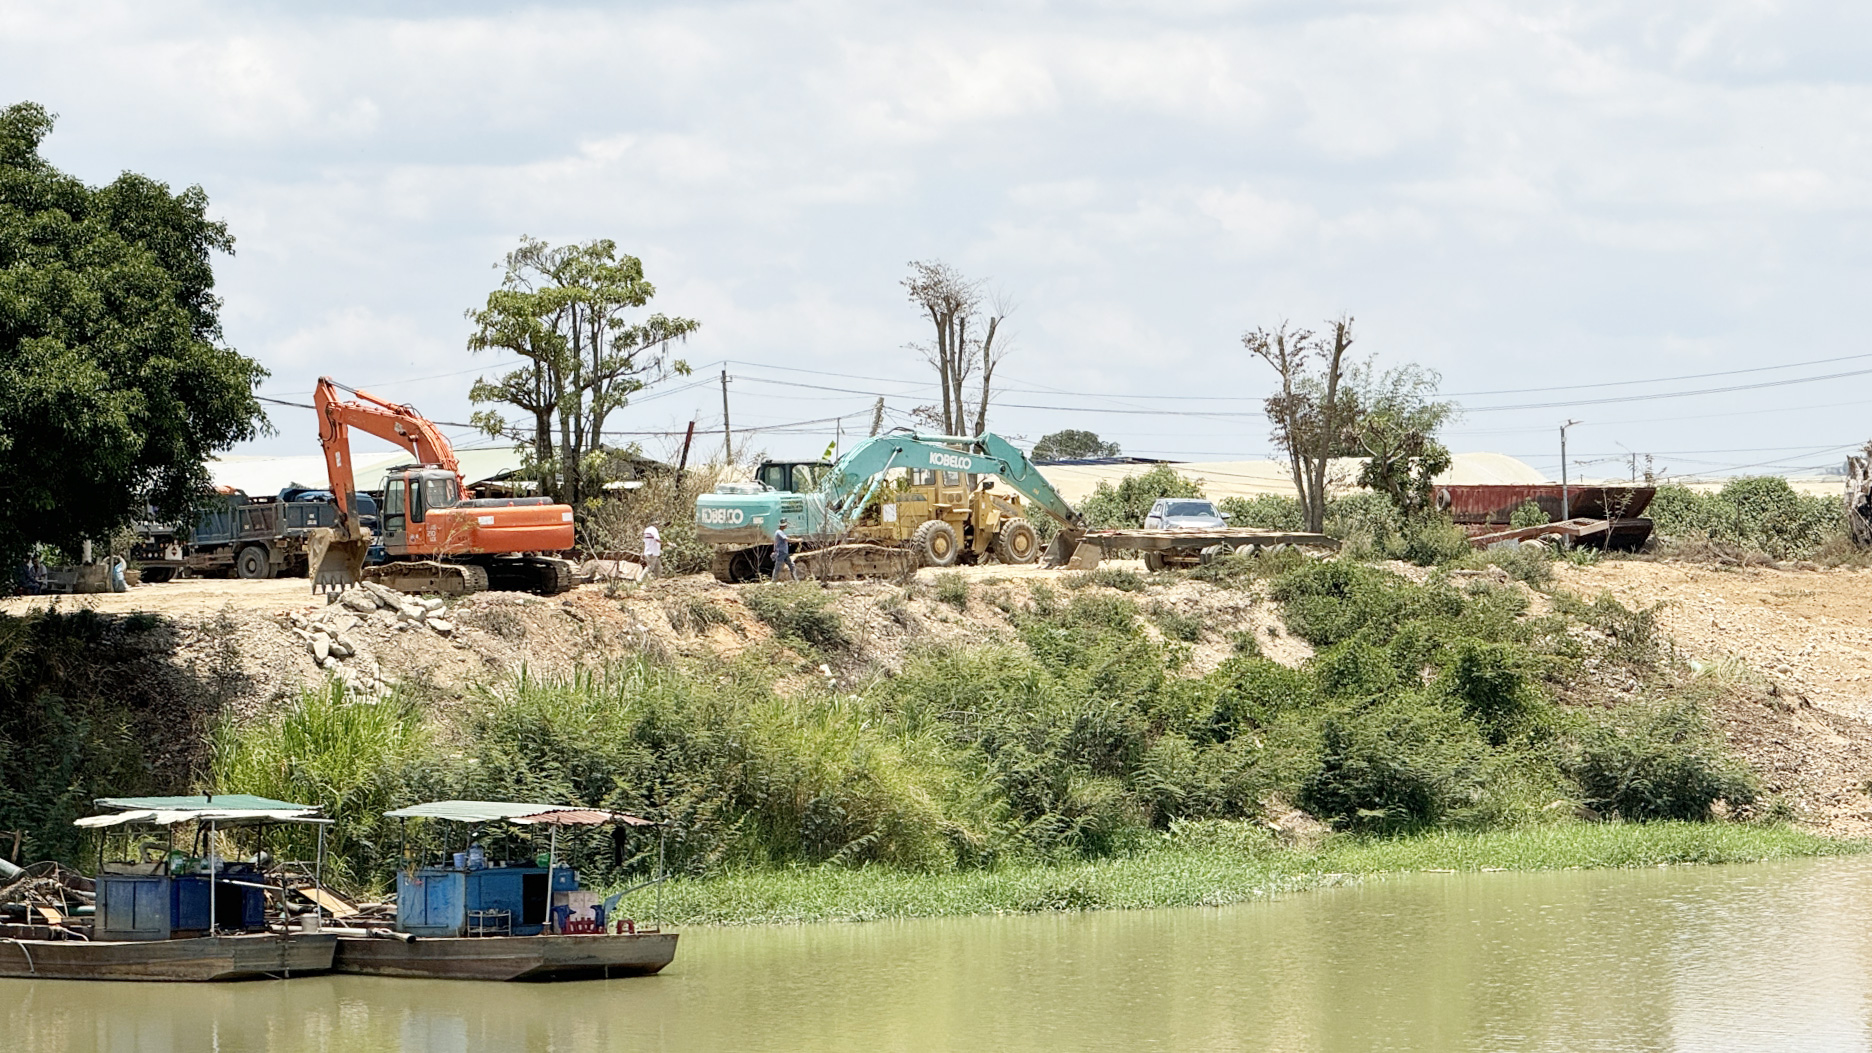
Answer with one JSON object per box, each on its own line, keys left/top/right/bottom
{"left": 754, "top": 461, "right": 831, "bottom": 493}
{"left": 377, "top": 469, "right": 465, "bottom": 553}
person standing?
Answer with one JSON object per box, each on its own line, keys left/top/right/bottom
{"left": 642, "top": 520, "right": 663, "bottom": 580}
{"left": 772, "top": 519, "right": 799, "bottom": 581}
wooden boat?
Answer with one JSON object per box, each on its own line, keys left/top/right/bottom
{"left": 332, "top": 930, "right": 677, "bottom": 981}
{"left": 331, "top": 800, "right": 677, "bottom": 981}
{"left": 0, "top": 931, "right": 336, "bottom": 982}
{"left": 0, "top": 795, "right": 340, "bottom": 982}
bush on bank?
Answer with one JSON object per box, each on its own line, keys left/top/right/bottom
{"left": 200, "top": 555, "right": 1767, "bottom": 892}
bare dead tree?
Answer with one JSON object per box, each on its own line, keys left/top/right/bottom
{"left": 903, "top": 260, "right": 1012, "bottom": 435}
{"left": 1245, "top": 317, "right": 1358, "bottom": 533}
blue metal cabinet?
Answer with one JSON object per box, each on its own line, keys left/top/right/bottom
{"left": 398, "top": 869, "right": 466, "bottom": 936}
{"left": 96, "top": 875, "right": 170, "bottom": 941}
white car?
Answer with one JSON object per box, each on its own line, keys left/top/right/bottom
{"left": 1143, "top": 498, "right": 1230, "bottom": 531}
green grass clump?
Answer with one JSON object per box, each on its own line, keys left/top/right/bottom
{"left": 1149, "top": 603, "right": 1204, "bottom": 642}
{"left": 1064, "top": 567, "right": 1147, "bottom": 592}
{"left": 934, "top": 573, "right": 970, "bottom": 610}
{"left": 743, "top": 583, "right": 851, "bottom": 652}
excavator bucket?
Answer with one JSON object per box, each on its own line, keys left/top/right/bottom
{"left": 307, "top": 528, "right": 370, "bottom": 593}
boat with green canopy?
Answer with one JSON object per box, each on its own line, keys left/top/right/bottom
{"left": 329, "top": 800, "right": 677, "bottom": 981}
{"left": 0, "top": 795, "right": 338, "bottom": 981}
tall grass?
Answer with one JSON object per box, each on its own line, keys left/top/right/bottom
{"left": 210, "top": 681, "right": 440, "bottom": 888}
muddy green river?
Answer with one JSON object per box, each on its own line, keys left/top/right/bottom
{"left": 11, "top": 856, "right": 1872, "bottom": 1052}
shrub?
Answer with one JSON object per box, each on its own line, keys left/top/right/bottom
{"left": 1509, "top": 500, "right": 1550, "bottom": 528}
{"left": 1399, "top": 515, "right": 1473, "bottom": 566}
{"left": 1299, "top": 695, "right": 1489, "bottom": 831}
{"left": 1649, "top": 478, "right": 1844, "bottom": 561}
{"left": 1219, "top": 494, "right": 1304, "bottom": 531}
{"left": 743, "top": 583, "right": 851, "bottom": 652}
{"left": 1563, "top": 701, "right": 1758, "bottom": 820}
{"left": 934, "top": 573, "right": 970, "bottom": 610}
{"left": 1484, "top": 543, "right": 1553, "bottom": 584}
{"left": 1440, "top": 640, "right": 1545, "bottom": 744}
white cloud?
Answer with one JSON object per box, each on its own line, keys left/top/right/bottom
{"left": 9, "top": 0, "right": 1872, "bottom": 470}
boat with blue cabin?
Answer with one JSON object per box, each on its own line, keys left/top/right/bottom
{"left": 329, "top": 800, "right": 677, "bottom": 981}
{"left": 0, "top": 795, "right": 338, "bottom": 981}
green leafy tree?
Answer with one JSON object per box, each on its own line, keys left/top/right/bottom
{"left": 468, "top": 237, "right": 698, "bottom": 506}
{"left": 1352, "top": 365, "right": 1454, "bottom": 518}
{"left": 0, "top": 102, "right": 267, "bottom": 565}
{"left": 1033, "top": 429, "right": 1121, "bottom": 461}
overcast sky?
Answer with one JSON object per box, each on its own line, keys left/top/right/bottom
{"left": 8, "top": 0, "right": 1872, "bottom": 481}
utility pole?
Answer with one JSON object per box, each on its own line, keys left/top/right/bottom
{"left": 719, "top": 370, "right": 733, "bottom": 465}
{"left": 868, "top": 397, "right": 885, "bottom": 438}
{"left": 1560, "top": 420, "right": 1582, "bottom": 524}
{"left": 676, "top": 419, "right": 696, "bottom": 489}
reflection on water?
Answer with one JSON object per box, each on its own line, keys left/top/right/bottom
{"left": 12, "top": 855, "right": 1872, "bottom": 1052}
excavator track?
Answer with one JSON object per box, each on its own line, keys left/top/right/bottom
{"left": 364, "top": 561, "right": 489, "bottom": 596}
{"left": 484, "top": 556, "right": 576, "bottom": 595}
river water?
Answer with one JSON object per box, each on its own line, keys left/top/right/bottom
{"left": 11, "top": 856, "right": 1872, "bottom": 1052}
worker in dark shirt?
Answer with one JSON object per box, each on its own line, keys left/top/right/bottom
{"left": 773, "top": 519, "right": 799, "bottom": 581}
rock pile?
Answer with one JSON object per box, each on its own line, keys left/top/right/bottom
{"left": 286, "top": 582, "right": 459, "bottom": 695}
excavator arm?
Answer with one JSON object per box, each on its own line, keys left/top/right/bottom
{"left": 819, "top": 431, "right": 1083, "bottom": 531}
{"left": 314, "top": 377, "right": 462, "bottom": 540}
{"left": 309, "top": 377, "right": 467, "bottom": 591}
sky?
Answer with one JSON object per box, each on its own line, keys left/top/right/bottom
{"left": 7, "top": 0, "right": 1872, "bottom": 482}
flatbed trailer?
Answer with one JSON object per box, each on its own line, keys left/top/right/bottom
{"left": 1064, "top": 529, "right": 1338, "bottom": 571}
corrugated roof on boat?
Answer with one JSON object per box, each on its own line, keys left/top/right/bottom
{"left": 515, "top": 808, "right": 652, "bottom": 827}
{"left": 76, "top": 808, "right": 332, "bottom": 828}
{"left": 94, "top": 794, "right": 318, "bottom": 812}
{"left": 382, "top": 800, "right": 650, "bottom": 825}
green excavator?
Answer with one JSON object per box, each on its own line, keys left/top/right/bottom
{"left": 695, "top": 431, "right": 1085, "bottom": 582}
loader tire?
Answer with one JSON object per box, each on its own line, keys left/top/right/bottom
{"left": 236, "top": 545, "right": 273, "bottom": 580}
{"left": 911, "top": 520, "right": 960, "bottom": 567}
{"left": 995, "top": 518, "right": 1040, "bottom": 564}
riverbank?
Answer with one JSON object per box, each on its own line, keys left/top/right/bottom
{"left": 647, "top": 821, "right": 1861, "bottom": 925}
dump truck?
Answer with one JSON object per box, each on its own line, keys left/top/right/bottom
{"left": 306, "top": 377, "right": 578, "bottom": 595}
{"left": 132, "top": 487, "right": 382, "bottom": 582}
{"left": 695, "top": 431, "right": 1084, "bottom": 581}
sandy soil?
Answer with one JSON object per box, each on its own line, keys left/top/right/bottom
{"left": 1557, "top": 561, "right": 1872, "bottom": 722}
{"left": 1558, "top": 559, "right": 1872, "bottom": 835}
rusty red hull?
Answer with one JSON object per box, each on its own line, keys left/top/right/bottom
{"left": 1435, "top": 485, "right": 1655, "bottom": 526}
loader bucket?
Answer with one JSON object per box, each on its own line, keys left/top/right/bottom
{"left": 307, "top": 528, "right": 369, "bottom": 593}
{"left": 1043, "top": 529, "right": 1085, "bottom": 568}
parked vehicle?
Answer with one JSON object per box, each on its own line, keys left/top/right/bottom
{"left": 133, "top": 488, "right": 381, "bottom": 582}
{"left": 1143, "top": 498, "right": 1231, "bottom": 531}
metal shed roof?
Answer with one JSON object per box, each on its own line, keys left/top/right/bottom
{"left": 381, "top": 800, "right": 651, "bottom": 826}
{"left": 94, "top": 795, "right": 318, "bottom": 812}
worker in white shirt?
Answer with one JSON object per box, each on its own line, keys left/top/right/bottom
{"left": 642, "top": 520, "right": 663, "bottom": 579}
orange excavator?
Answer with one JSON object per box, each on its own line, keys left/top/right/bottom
{"left": 306, "top": 377, "right": 577, "bottom": 595}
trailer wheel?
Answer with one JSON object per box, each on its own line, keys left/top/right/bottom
{"left": 1143, "top": 551, "right": 1166, "bottom": 573}
{"left": 235, "top": 545, "right": 273, "bottom": 580}
{"left": 995, "top": 519, "right": 1040, "bottom": 564}
{"left": 911, "top": 520, "right": 959, "bottom": 567}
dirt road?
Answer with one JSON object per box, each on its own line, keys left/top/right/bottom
{"left": 0, "top": 577, "right": 323, "bottom": 619}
